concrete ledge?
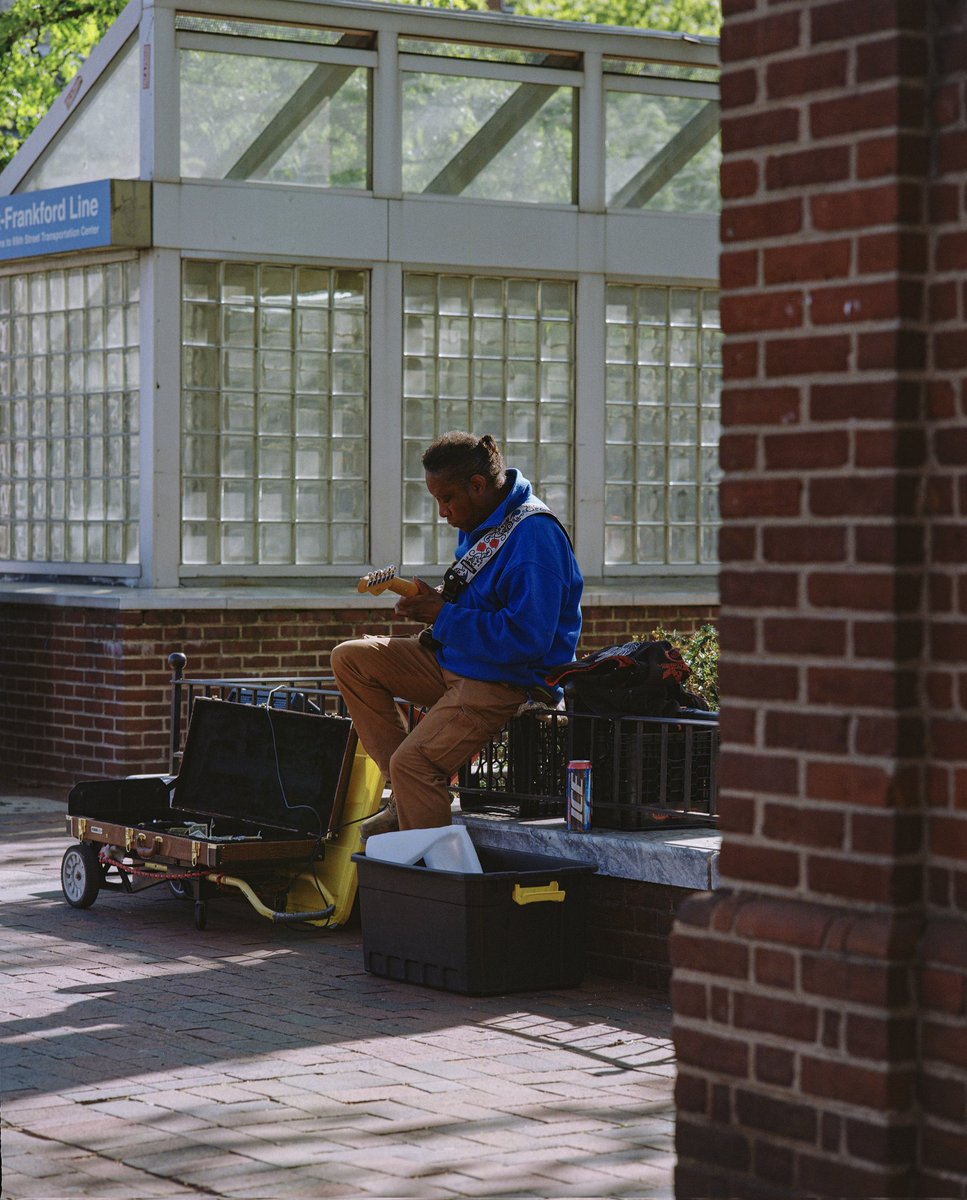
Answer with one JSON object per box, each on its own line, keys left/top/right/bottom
{"left": 0, "top": 577, "right": 719, "bottom": 611}
{"left": 455, "top": 810, "right": 720, "bottom": 891}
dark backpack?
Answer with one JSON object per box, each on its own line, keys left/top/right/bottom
{"left": 546, "top": 639, "right": 707, "bottom": 718}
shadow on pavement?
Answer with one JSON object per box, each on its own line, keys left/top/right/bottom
{"left": 3, "top": 800, "right": 674, "bottom": 1103}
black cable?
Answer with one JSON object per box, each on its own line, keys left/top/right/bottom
{"left": 264, "top": 688, "right": 390, "bottom": 838}
{"left": 261, "top": 690, "right": 343, "bottom": 921}
{"left": 263, "top": 691, "right": 325, "bottom": 841}
{"left": 336, "top": 805, "right": 387, "bottom": 832}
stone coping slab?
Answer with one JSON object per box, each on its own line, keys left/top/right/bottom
{"left": 5, "top": 790, "right": 719, "bottom": 893}
{"left": 455, "top": 810, "right": 720, "bottom": 892}
{"left": 0, "top": 578, "right": 718, "bottom": 610}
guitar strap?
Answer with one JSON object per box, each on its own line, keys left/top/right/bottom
{"left": 439, "top": 499, "right": 565, "bottom": 603}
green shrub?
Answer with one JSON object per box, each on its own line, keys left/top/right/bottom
{"left": 649, "top": 622, "right": 719, "bottom": 710}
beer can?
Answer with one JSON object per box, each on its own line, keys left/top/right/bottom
{"left": 566, "top": 760, "right": 592, "bottom": 832}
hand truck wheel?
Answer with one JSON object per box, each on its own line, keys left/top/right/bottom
{"left": 194, "top": 899, "right": 207, "bottom": 930}
{"left": 61, "top": 843, "right": 103, "bottom": 909}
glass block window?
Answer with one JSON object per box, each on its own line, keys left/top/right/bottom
{"left": 181, "top": 261, "right": 368, "bottom": 567}
{"left": 402, "top": 272, "right": 574, "bottom": 566}
{"left": 605, "top": 284, "right": 721, "bottom": 566}
{"left": 0, "top": 261, "right": 140, "bottom": 565}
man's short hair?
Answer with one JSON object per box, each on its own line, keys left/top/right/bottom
{"left": 422, "top": 432, "right": 505, "bottom": 486}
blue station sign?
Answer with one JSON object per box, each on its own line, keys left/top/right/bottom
{"left": 0, "top": 179, "right": 151, "bottom": 262}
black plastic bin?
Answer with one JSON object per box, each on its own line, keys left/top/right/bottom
{"left": 351, "top": 846, "right": 597, "bottom": 995}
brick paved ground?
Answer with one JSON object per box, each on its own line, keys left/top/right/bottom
{"left": 1, "top": 793, "right": 675, "bottom": 1199}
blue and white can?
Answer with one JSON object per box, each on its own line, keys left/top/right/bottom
{"left": 567, "top": 760, "right": 592, "bottom": 832}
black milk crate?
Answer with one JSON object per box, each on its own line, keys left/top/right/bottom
{"left": 569, "top": 710, "right": 719, "bottom": 831}
{"left": 457, "top": 708, "right": 568, "bottom": 819}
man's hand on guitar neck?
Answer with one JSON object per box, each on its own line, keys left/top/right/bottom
{"left": 395, "top": 575, "right": 446, "bottom": 625}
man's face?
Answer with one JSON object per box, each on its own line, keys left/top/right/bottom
{"left": 425, "top": 470, "right": 493, "bottom": 534}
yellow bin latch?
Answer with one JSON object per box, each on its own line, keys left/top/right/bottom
{"left": 512, "top": 881, "right": 565, "bottom": 906}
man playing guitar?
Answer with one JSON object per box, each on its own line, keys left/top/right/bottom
{"left": 331, "top": 431, "right": 583, "bottom": 839}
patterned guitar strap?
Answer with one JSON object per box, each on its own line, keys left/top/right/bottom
{"left": 421, "top": 499, "right": 571, "bottom": 705}
{"left": 439, "top": 499, "right": 563, "bottom": 603}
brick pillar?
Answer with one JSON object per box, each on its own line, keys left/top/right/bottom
{"left": 672, "top": 1, "right": 967, "bottom": 1196}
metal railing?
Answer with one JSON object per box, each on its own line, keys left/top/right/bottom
{"left": 167, "top": 651, "right": 425, "bottom": 778}
{"left": 168, "top": 651, "right": 718, "bottom": 829}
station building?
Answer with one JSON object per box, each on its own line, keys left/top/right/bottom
{"left": 0, "top": 0, "right": 721, "bottom": 785}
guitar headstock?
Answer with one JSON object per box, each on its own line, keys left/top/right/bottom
{"left": 357, "top": 565, "right": 400, "bottom": 596}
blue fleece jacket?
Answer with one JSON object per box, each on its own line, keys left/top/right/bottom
{"left": 430, "top": 469, "right": 583, "bottom": 694}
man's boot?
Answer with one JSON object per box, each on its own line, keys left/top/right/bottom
{"left": 359, "top": 794, "right": 399, "bottom": 841}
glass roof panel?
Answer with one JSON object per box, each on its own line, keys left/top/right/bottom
{"left": 398, "top": 38, "right": 578, "bottom": 68}
{"left": 181, "top": 49, "right": 369, "bottom": 187}
{"left": 606, "top": 93, "right": 719, "bottom": 212}
{"left": 175, "top": 14, "right": 374, "bottom": 47}
{"left": 21, "top": 38, "right": 140, "bottom": 193}
{"left": 402, "top": 71, "right": 574, "bottom": 204}
{"left": 604, "top": 57, "right": 719, "bottom": 84}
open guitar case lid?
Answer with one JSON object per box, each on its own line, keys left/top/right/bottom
{"left": 171, "top": 696, "right": 355, "bottom": 838}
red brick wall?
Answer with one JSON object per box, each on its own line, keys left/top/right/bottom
{"left": 0, "top": 605, "right": 360, "bottom": 786}
{"left": 673, "top": 1, "right": 967, "bottom": 1196}
{"left": 0, "top": 600, "right": 715, "bottom": 789}
{"left": 920, "top": 1, "right": 967, "bottom": 1188}
{"left": 587, "top": 876, "right": 697, "bottom": 992}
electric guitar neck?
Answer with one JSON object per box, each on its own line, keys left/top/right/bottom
{"left": 356, "top": 565, "right": 420, "bottom": 599}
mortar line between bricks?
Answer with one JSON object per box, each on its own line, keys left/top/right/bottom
{"left": 1, "top": 1120, "right": 224, "bottom": 1198}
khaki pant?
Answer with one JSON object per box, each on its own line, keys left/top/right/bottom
{"left": 330, "top": 635, "right": 527, "bottom": 830}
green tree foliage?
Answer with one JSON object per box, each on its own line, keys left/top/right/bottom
{"left": 513, "top": 0, "right": 719, "bottom": 35}
{"left": 0, "top": 0, "right": 128, "bottom": 173}
{"left": 389, "top": 0, "right": 719, "bottom": 33}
